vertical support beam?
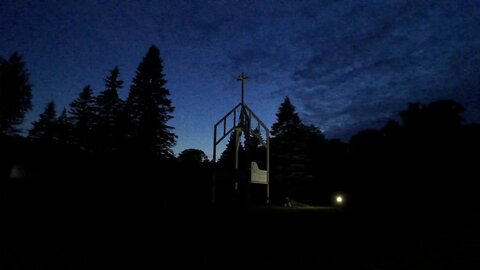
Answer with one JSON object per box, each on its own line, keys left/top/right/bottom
{"left": 241, "top": 80, "right": 244, "bottom": 106}
{"left": 212, "top": 126, "right": 217, "bottom": 205}
{"left": 234, "top": 128, "right": 240, "bottom": 192}
{"left": 266, "top": 133, "right": 270, "bottom": 205}
{"left": 223, "top": 118, "right": 226, "bottom": 136}
{"left": 248, "top": 110, "right": 252, "bottom": 141}
{"left": 237, "top": 73, "right": 248, "bottom": 106}
{"left": 233, "top": 109, "right": 237, "bottom": 128}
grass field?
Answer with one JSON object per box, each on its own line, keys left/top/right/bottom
{"left": 1, "top": 182, "right": 479, "bottom": 269}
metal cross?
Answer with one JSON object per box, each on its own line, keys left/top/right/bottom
{"left": 237, "top": 72, "right": 248, "bottom": 105}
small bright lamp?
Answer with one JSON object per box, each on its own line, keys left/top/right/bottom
{"left": 336, "top": 195, "right": 343, "bottom": 203}
{"left": 334, "top": 194, "right": 345, "bottom": 206}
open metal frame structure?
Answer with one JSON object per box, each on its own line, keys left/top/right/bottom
{"left": 212, "top": 73, "right": 270, "bottom": 205}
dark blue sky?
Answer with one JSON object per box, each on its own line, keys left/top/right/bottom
{"left": 1, "top": 0, "right": 479, "bottom": 157}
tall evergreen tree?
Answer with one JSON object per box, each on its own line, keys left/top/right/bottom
{"left": 271, "top": 96, "right": 302, "bottom": 138}
{"left": 218, "top": 131, "right": 246, "bottom": 168}
{"left": 69, "top": 85, "right": 96, "bottom": 151}
{"left": 56, "top": 109, "right": 72, "bottom": 145}
{"left": 97, "top": 66, "right": 123, "bottom": 119}
{"left": 95, "top": 66, "right": 124, "bottom": 152}
{"left": 29, "top": 101, "right": 57, "bottom": 142}
{"left": 126, "top": 45, "right": 176, "bottom": 157}
{"left": 0, "top": 52, "right": 32, "bottom": 135}
{"left": 246, "top": 127, "right": 267, "bottom": 168}
{"left": 270, "top": 96, "right": 325, "bottom": 203}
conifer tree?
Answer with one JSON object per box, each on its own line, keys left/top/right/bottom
{"left": 126, "top": 45, "right": 176, "bottom": 157}
{"left": 218, "top": 132, "right": 246, "bottom": 168}
{"left": 0, "top": 53, "right": 32, "bottom": 135}
{"left": 270, "top": 96, "right": 324, "bottom": 202}
{"left": 56, "top": 109, "right": 72, "bottom": 145}
{"left": 29, "top": 101, "right": 57, "bottom": 142}
{"left": 69, "top": 85, "right": 96, "bottom": 151}
{"left": 95, "top": 66, "right": 124, "bottom": 152}
{"left": 271, "top": 96, "right": 302, "bottom": 138}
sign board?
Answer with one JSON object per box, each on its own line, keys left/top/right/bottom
{"left": 251, "top": 161, "right": 267, "bottom": 184}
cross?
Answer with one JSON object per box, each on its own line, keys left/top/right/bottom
{"left": 237, "top": 72, "right": 248, "bottom": 105}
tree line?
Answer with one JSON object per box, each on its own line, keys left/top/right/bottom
{"left": 215, "top": 98, "right": 480, "bottom": 211}
{"left": 2, "top": 46, "right": 176, "bottom": 158}
{"left": 1, "top": 46, "right": 479, "bottom": 211}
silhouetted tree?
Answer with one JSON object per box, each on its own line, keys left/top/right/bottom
{"left": 0, "top": 52, "right": 32, "bottom": 135}
{"left": 178, "top": 149, "right": 209, "bottom": 165}
{"left": 218, "top": 131, "right": 246, "bottom": 168}
{"left": 345, "top": 99, "right": 472, "bottom": 211}
{"left": 246, "top": 127, "right": 267, "bottom": 169}
{"left": 400, "top": 100, "right": 464, "bottom": 136}
{"left": 29, "top": 101, "right": 58, "bottom": 142}
{"left": 69, "top": 85, "right": 96, "bottom": 151}
{"left": 271, "top": 96, "right": 302, "bottom": 138}
{"left": 176, "top": 148, "right": 212, "bottom": 207}
{"left": 350, "top": 129, "right": 385, "bottom": 159}
{"left": 126, "top": 45, "right": 176, "bottom": 158}
{"left": 95, "top": 66, "right": 124, "bottom": 152}
{"left": 270, "top": 97, "right": 325, "bottom": 203}
{"left": 314, "top": 138, "right": 349, "bottom": 199}
{"left": 56, "top": 109, "right": 72, "bottom": 145}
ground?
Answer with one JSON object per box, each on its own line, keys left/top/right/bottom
{"left": 1, "top": 182, "right": 479, "bottom": 269}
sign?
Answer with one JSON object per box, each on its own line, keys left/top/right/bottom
{"left": 251, "top": 161, "right": 267, "bottom": 184}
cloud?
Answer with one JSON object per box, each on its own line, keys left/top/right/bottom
{"left": 280, "top": 0, "right": 480, "bottom": 139}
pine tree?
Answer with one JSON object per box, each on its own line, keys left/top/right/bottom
{"left": 69, "top": 85, "right": 96, "bottom": 151}
{"left": 95, "top": 66, "right": 124, "bottom": 152}
{"left": 246, "top": 127, "right": 266, "bottom": 168}
{"left": 271, "top": 96, "right": 302, "bottom": 138}
{"left": 29, "top": 101, "right": 57, "bottom": 142}
{"left": 56, "top": 109, "right": 72, "bottom": 145}
{"left": 0, "top": 52, "right": 32, "bottom": 135}
{"left": 97, "top": 66, "right": 123, "bottom": 120}
{"left": 126, "top": 45, "right": 176, "bottom": 158}
{"left": 270, "top": 96, "right": 324, "bottom": 202}
{"left": 218, "top": 132, "right": 246, "bottom": 168}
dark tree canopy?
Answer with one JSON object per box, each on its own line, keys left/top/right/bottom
{"left": 28, "top": 101, "right": 57, "bottom": 142}
{"left": 0, "top": 52, "right": 32, "bottom": 135}
{"left": 95, "top": 66, "right": 124, "bottom": 152}
{"left": 126, "top": 45, "right": 176, "bottom": 158}
{"left": 400, "top": 100, "right": 465, "bottom": 133}
{"left": 96, "top": 66, "right": 123, "bottom": 121}
{"left": 245, "top": 127, "right": 267, "bottom": 168}
{"left": 271, "top": 96, "right": 302, "bottom": 138}
{"left": 178, "top": 149, "right": 209, "bottom": 165}
{"left": 55, "top": 109, "right": 72, "bottom": 145}
{"left": 218, "top": 131, "right": 246, "bottom": 168}
{"left": 69, "top": 85, "right": 97, "bottom": 151}
{"left": 245, "top": 126, "right": 265, "bottom": 150}
{"left": 269, "top": 97, "right": 325, "bottom": 202}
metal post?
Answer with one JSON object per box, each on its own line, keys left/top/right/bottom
{"left": 237, "top": 73, "right": 248, "bottom": 106}
{"left": 266, "top": 134, "right": 270, "bottom": 205}
{"left": 235, "top": 128, "right": 239, "bottom": 192}
{"left": 241, "top": 81, "right": 244, "bottom": 106}
{"left": 223, "top": 119, "right": 226, "bottom": 135}
{"left": 233, "top": 109, "right": 237, "bottom": 128}
{"left": 212, "top": 126, "right": 217, "bottom": 205}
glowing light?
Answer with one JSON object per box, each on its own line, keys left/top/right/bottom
{"left": 334, "top": 194, "right": 345, "bottom": 206}
{"left": 336, "top": 196, "right": 343, "bottom": 203}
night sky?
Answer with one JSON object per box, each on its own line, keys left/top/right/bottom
{"left": 1, "top": 0, "right": 479, "bottom": 157}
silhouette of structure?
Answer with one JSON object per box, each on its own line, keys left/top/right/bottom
{"left": 212, "top": 73, "right": 270, "bottom": 205}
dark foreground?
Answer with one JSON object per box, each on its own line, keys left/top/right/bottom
{"left": 1, "top": 183, "right": 479, "bottom": 269}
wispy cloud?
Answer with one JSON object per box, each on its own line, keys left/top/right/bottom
{"left": 162, "top": 0, "right": 480, "bottom": 140}
{"left": 280, "top": 0, "right": 480, "bottom": 139}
